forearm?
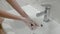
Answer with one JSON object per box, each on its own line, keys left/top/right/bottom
{"left": 0, "top": 9, "right": 25, "bottom": 20}
{"left": 6, "top": 0, "right": 29, "bottom": 18}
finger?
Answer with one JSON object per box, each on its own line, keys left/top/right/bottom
{"left": 31, "top": 20, "right": 39, "bottom": 27}
{"left": 34, "top": 22, "right": 39, "bottom": 27}
{"left": 31, "top": 25, "right": 37, "bottom": 30}
{"left": 30, "top": 23, "right": 36, "bottom": 30}
{"left": 28, "top": 23, "right": 35, "bottom": 30}
{"left": 31, "top": 23, "right": 37, "bottom": 30}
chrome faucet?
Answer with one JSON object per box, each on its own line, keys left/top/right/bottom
{"left": 36, "top": 4, "right": 51, "bottom": 22}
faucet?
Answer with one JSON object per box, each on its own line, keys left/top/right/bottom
{"left": 36, "top": 4, "right": 51, "bottom": 22}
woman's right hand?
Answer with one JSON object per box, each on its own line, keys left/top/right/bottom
{"left": 23, "top": 18, "right": 39, "bottom": 30}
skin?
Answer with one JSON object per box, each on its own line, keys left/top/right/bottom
{"left": 0, "top": 9, "right": 26, "bottom": 34}
{"left": 0, "top": 0, "right": 39, "bottom": 34}
{"left": 6, "top": 0, "right": 29, "bottom": 18}
{"left": 0, "top": 9, "right": 25, "bottom": 20}
{"left": 0, "top": 17, "right": 5, "bottom": 34}
{"left": 6, "top": 0, "right": 39, "bottom": 30}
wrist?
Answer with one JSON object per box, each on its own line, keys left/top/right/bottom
{"left": 20, "top": 17, "right": 26, "bottom": 21}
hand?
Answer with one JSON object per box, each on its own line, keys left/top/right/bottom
{"left": 23, "top": 18, "right": 39, "bottom": 30}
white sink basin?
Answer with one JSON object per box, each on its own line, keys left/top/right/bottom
{"left": 2, "top": 5, "right": 60, "bottom": 34}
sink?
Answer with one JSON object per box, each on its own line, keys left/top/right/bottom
{"left": 2, "top": 5, "right": 60, "bottom": 34}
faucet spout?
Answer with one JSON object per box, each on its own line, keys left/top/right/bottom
{"left": 36, "top": 4, "right": 51, "bottom": 22}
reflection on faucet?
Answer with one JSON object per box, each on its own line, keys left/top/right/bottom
{"left": 43, "top": 6, "right": 51, "bottom": 22}
{"left": 36, "top": 4, "right": 51, "bottom": 22}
